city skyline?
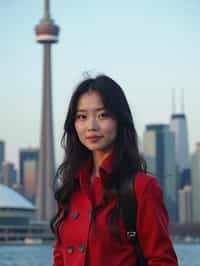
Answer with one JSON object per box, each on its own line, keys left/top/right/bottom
{"left": 0, "top": 0, "right": 200, "bottom": 166}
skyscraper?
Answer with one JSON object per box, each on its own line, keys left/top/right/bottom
{"left": 19, "top": 148, "right": 39, "bottom": 203}
{"left": 191, "top": 143, "right": 200, "bottom": 223}
{"left": 35, "top": 0, "right": 60, "bottom": 220}
{"left": 1, "top": 161, "right": 17, "bottom": 187}
{"left": 143, "top": 124, "right": 177, "bottom": 222}
{"left": 178, "top": 185, "right": 192, "bottom": 224}
{"left": 170, "top": 89, "right": 190, "bottom": 189}
{"left": 0, "top": 141, "right": 5, "bottom": 172}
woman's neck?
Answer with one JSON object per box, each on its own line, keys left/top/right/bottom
{"left": 91, "top": 151, "right": 111, "bottom": 176}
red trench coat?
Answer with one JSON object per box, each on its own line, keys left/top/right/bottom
{"left": 53, "top": 156, "right": 178, "bottom": 266}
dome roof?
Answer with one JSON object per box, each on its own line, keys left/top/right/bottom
{"left": 0, "top": 184, "right": 36, "bottom": 210}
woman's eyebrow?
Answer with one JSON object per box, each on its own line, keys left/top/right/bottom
{"left": 76, "top": 109, "right": 87, "bottom": 113}
{"left": 95, "top": 107, "right": 105, "bottom": 111}
{"left": 76, "top": 107, "right": 105, "bottom": 112}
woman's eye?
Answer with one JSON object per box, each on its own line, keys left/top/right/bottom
{"left": 99, "top": 112, "right": 109, "bottom": 119}
{"left": 76, "top": 114, "right": 87, "bottom": 120}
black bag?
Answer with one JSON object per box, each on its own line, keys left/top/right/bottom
{"left": 120, "top": 174, "right": 147, "bottom": 266}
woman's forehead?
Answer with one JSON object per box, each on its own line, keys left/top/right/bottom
{"left": 76, "top": 91, "right": 105, "bottom": 111}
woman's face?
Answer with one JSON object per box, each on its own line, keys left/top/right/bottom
{"left": 74, "top": 91, "right": 117, "bottom": 154}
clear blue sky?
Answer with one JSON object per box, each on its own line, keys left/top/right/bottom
{"left": 0, "top": 0, "right": 200, "bottom": 168}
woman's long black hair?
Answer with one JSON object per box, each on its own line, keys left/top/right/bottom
{"left": 50, "top": 74, "right": 146, "bottom": 241}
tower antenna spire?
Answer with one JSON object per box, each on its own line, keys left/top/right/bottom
{"left": 45, "top": 0, "right": 50, "bottom": 18}
{"left": 181, "top": 88, "right": 185, "bottom": 113}
{"left": 172, "top": 88, "right": 176, "bottom": 114}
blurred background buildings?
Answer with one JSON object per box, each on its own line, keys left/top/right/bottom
{"left": 0, "top": 92, "right": 199, "bottom": 225}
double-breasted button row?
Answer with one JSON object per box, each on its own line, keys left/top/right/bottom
{"left": 71, "top": 210, "right": 92, "bottom": 219}
{"left": 67, "top": 244, "right": 86, "bottom": 254}
{"left": 72, "top": 211, "right": 79, "bottom": 219}
{"left": 79, "top": 244, "right": 86, "bottom": 253}
{"left": 67, "top": 245, "right": 74, "bottom": 253}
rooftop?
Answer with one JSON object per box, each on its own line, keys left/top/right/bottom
{"left": 0, "top": 184, "right": 36, "bottom": 211}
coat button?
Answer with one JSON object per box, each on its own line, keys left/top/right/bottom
{"left": 79, "top": 244, "right": 86, "bottom": 253}
{"left": 72, "top": 211, "right": 79, "bottom": 219}
{"left": 67, "top": 245, "right": 74, "bottom": 254}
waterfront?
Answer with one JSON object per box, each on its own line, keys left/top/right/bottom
{"left": 0, "top": 244, "right": 199, "bottom": 266}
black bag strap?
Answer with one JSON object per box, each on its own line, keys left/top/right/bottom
{"left": 120, "top": 173, "right": 147, "bottom": 266}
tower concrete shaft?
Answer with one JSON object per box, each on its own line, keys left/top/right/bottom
{"left": 35, "top": 0, "right": 59, "bottom": 220}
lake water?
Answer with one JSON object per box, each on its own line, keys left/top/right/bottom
{"left": 0, "top": 244, "right": 199, "bottom": 266}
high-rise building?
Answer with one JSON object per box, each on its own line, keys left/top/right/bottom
{"left": 170, "top": 89, "right": 190, "bottom": 189}
{"left": 178, "top": 185, "right": 192, "bottom": 224}
{"left": 0, "top": 141, "right": 5, "bottom": 172}
{"left": 19, "top": 149, "right": 39, "bottom": 203}
{"left": 1, "top": 161, "right": 17, "bottom": 187}
{"left": 34, "top": 0, "right": 60, "bottom": 220}
{"left": 191, "top": 143, "right": 200, "bottom": 223}
{"left": 143, "top": 124, "right": 177, "bottom": 222}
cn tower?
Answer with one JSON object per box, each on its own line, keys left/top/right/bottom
{"left": 35, "top": 0, "right": 60, "bottom": 220}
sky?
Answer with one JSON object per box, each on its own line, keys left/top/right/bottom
{"left": 0, "top": 0, "right": 200, "bottom": 169}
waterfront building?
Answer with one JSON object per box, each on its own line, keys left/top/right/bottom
{"left": 0, "top": 161, "right": 17, "bottom": 187}
{"left": 19, "top": 148, "right": 39, "bottom": 203}
{"left": 0, "top": 184, "right": 36, "bottom": 225}
{"left": 34, "top": 0, "right": 60, "bottom": 220}
{"left": 191, "top": 143, "right": 200, "bottom": 223}
{"left": 143, "top": 124, "right": 177, "bottom": 222}
{"left": 178, "top": 185, "right": 192, "bottom": 224}
{"left": 0, "top": 184, "right": 53, "bottom": 243}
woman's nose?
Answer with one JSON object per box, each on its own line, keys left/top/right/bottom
{"left": 87, "top": 117, "right": 98, "bottom": 131}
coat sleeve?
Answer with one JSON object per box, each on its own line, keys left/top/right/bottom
{"left": 136, "top": 177, "right": 178, "bottom": 265}
{"left": 52, "top": 203, "right": 64, "bottom": 266}
{"left": 52, "top": 239, "right": 64, "bottom": 266}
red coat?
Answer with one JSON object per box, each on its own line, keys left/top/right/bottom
{"left": 53, "top": 155, "right": 178, "bottom": 266}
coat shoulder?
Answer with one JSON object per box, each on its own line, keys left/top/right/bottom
{"left": 134, "top": 172, "right": 161, "bottom": 200}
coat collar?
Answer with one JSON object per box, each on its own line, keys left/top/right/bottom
{"left": 75, "top": 153, "right": 113, "bottom": 189}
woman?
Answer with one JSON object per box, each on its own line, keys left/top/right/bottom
{"left": 51, "top": 75, "right": 178, "bottom": 266}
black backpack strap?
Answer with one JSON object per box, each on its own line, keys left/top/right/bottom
{"left": 120, "top": 173, "right": 147, "bottom": 266}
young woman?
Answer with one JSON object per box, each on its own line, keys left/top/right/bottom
{"left": 51, "top": 75, "right": 178, "bottom": 266}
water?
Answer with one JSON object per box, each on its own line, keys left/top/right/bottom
{"left": 0, "top": 245, "right": 53, "bottom": 266}
{"left": 0, "top": 244, "right": 199, "bottom": 266}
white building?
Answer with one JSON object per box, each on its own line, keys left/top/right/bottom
{"left": 178, "top": 185, "right": 192, "bottom": 224}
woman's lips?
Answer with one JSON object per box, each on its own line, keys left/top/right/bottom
{"left": 86, "top": 136, "right": 103, "bottom": 143}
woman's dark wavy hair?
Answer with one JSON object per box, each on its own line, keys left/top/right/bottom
{"left": 50, "top": 74, "right": 146, "bottom": 241}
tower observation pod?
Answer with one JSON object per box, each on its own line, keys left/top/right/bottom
{"left": 35, "top": 0, "right": 59, "bottom": 44}
{"left": 35, "top": 24, "right": 59, "bottom": 43}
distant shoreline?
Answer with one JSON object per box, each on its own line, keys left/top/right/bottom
{"left": 0, "top": 239, "right": 200, "bottom": 246}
